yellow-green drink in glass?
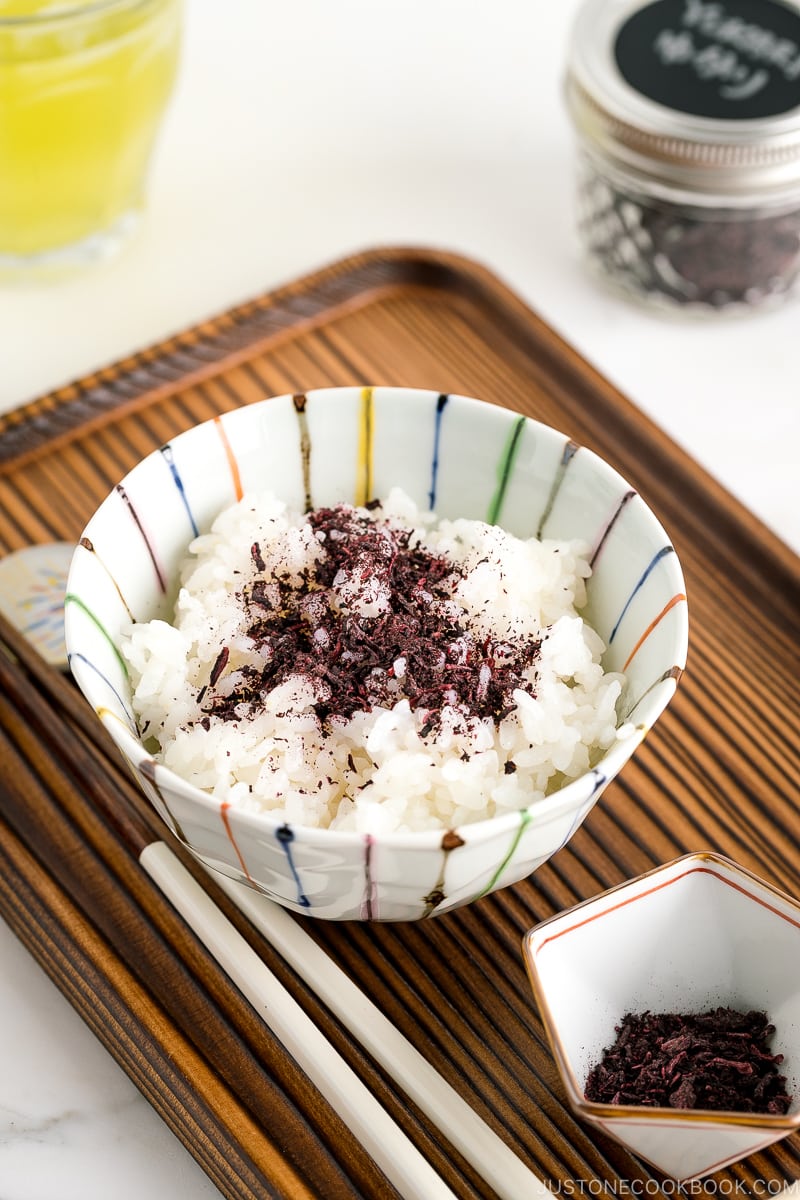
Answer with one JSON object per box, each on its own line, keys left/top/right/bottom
{"left": 0, "top": 0, "right": 181, "bottom": 275}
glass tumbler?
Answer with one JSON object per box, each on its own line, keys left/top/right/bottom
{"left": 0, "top": 0, "right": 182, "bottom": 279}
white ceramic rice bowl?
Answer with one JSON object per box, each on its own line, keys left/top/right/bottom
{"left": 65, "top": 387, "right": 688, "bottom": 921}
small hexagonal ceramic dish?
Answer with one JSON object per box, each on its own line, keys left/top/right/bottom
{"left": 522, "top": 852, "right": 800, "bottom": 1181}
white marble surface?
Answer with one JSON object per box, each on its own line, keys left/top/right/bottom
{"left": 0, "top": 1, "right": 798, "bottom": 1197}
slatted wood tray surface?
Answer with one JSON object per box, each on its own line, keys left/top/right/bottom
{"left": 1, "top": 246, "right": 799, "bottom": 1199}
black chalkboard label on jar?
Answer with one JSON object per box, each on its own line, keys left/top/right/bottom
{"left": 614, "top": 0, "right": 800, "bottom": 120}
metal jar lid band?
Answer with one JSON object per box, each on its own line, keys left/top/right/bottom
{"left": 566, "top": 0, "right": 800, "bottom": 199}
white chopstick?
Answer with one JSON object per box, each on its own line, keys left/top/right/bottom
{"left": 215, "top": 869, "right": 551, "bottom": 1200}
{"left": 1, "top": 588, "right": 544, "bottom": 1197}
{"left": 141, "top": 841, "right": 458, "bottom": 1200}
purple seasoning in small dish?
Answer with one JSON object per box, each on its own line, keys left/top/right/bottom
{"left": 522, "top": 852, "right": 800, "bottom": 1181}
{"left": 584, "top": 1007, "right": 793, "bottom": 1114}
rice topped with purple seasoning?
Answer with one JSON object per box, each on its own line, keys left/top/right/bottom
{"left": 122, "top": 488, "right": 624, "bottom": 833}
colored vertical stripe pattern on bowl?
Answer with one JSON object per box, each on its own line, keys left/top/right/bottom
{"left": 220, "top": 802, "right": 254, "bottom": 883}
{"left": 214, "top": 415, "right": 244, "bottom": 502}
{"left": 116, "top": 484, "right": 167, "bottom": 593}
{"left": 361, "top": 834, "right": 378, "bottom": 920}
{"left": 276, "top": 824, "right": 310, "bottom": 908}
{"left": 102, "top": 416, "right": 248, "bottom": 611}
{"left": 65, "top": 388, "right": 688, "bottom": 920}
{"left": 477, "top": 808, "right": 534, "bottom": 901}
{"left": 420, "top": 830, "right": 465, "bottom": 918}
{"left": 589, "top": 490, "right": 636, "bottom": 568}
{"left": 623, "top": 668, "right": 683, "bottom": 722}
{"left": 64, "top": 591, "right": 129, "bottom": 677}
{"left": 487, "top": 415, "right": 526, "bottom": 525}
{"left": 428, "top": 392, "right": 450, "bottom": 510}
{"left": 536, "top": 438, "right": 580, "bottom": 539}
{"left": 77, "top": 537, "right": 135, "bottom": 622}
{"left": 74, "top": 667, "right": 136, "bottom": 729}
{"left": 623, "top": 594, "right": 687, "bottom": 672}
{"left": 356, "top": 386, "right": 374, "bottom": 507}
{"left": 160, "top": 444, "right": 200, "bottom": 538}
{"left": 609, "top": 545, "right": 676, "bottom": 645}
{"left": 292, "top": 392, "right": 313, "bottom": 512}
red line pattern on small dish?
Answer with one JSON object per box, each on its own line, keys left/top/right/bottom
{"left": 537, "top": 864, "right": 800, "bottom": 953}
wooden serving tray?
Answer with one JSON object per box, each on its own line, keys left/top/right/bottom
{"left": 1, "top": 247, "right": 799, "bottom": 1199}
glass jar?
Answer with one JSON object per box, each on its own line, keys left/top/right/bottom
{"left": 565, "top": 0, "right": 800, "bottom": 312}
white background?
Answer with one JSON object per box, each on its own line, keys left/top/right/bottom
{"left": 0, "top": 1, "right": 798, "bottom": 1197}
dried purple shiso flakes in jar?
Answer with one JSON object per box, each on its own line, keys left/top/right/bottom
{"left": 580, "top": 170, "right": 800, "bottom": 310}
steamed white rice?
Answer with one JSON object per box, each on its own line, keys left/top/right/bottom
{"left": 121, "top": 488, "right": 624, "bottom": 833}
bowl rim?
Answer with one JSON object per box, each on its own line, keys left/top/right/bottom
{"left": 66, "top": 385, "right": 690, "bottom": 849}
{"left": 522, "top": 850, "right": 800, "bottom": 1130}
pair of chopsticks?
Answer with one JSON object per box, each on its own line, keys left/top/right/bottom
{"left": 0, "top": 607, "right": 550, "bottom": 1200}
